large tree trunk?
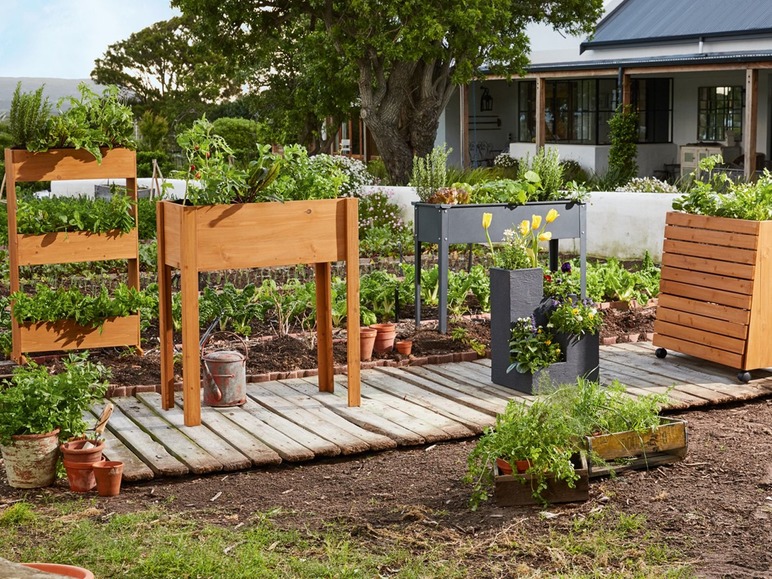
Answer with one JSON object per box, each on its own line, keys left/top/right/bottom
{"left": 358, "top": 56, "right": 455, "bottom": 185}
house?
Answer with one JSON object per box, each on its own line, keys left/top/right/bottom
{"left": 439, "top": 0, "right": 772, "bottom": 180}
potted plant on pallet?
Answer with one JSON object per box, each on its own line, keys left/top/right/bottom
{"left": 156, "top": 118, "right": 361, "bottom": 426}
{"left": 485, "top": 211, "right": 601, "bottom": 393}
{"left": 653, "top": 155, "right": 772, "bottom": 382}
{"left": 0, "top": 352, "right": 109, "bottom": 488}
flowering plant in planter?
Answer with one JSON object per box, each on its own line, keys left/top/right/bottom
{"left": 548, "top": 297, "right": 603, "bottom": 337}
{"left": 507, "top": 316, "right": 562, "bottom": 374}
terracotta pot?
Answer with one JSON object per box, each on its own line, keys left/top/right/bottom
{"left": 93, "top": 460, "right": 124, "bottom": 497}
{"left": 495, "top": 457, "right": 513, "bottom": 476}
{"left": 395, "top": 340, "right": 413, "bottom": 356}
{"left": 370, "top": 323, "right": 396, "bottom": 353}
{"left": 61, "top": 439, "right": 104, "bottom": 492}
{"left": 515, "top": 459, "right": 532, "bottom": 474}
{"left": 359, "top": 327, "right": 378, "bottom": 361}
{"left": 0, "top": 429, "right": 60, "bottom": 489}
{"left": 21, "top": 562, "right": 95, "bottom": 579}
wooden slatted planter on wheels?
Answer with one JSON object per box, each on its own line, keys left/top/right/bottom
{"left": 3, "top": 148, "right": 142, "bottom": 362}
{"left": 156, "top": 197, "right": 361, "bottom": 427}
{"left": 653, "top": 211, "right": 772, "bottom": 381}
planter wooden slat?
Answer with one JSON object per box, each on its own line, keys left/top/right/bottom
{"left": 661, "top": 252, "right": 756, "bottom": 279}
{"left": 654, "top": 211, "right": 772, "bottom": 372}
{"left": 663, "top": 239, "right": 757, "bottom": 265}
{"left": 17, "top": 230, "right": 139, "bottom": 266}
{"left": 7, "top": 147, "right": 136, "bottom": 181}
{"left": 494, "top": 453, "right": 589, "bottom": 506}
{"left": 585, "top": 418, "right": 687, "bottom": 462}
{"left": 658, "top": 279, "right": 752, "bottom": 309}
{"left": 655, "top": 306, "right": 749, "bottom": 339}
{"left": 656, "top": 294, "right": 750, "bottom": 325}
{"left": 18, "top": 316, "right": 141, "bottom": 353}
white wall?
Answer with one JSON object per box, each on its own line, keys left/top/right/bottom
{"left": 49, "top": 178, "right": 189, "bottom": 199}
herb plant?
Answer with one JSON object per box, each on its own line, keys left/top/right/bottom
{"left": 8, "top": 82, "right": 51, "bottom": 149}
{"left": 411, "top": 144, "right": 451, "bottom": 202}
{"left": 15, "top": 194, "right": 135, "bottom": 235}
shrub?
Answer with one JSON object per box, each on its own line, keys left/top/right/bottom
{"left": 137, "top": 110, "right": 169, "bottom": 151}
{"left": 310, "top": 154, "right": 376, "bottom": 197}
{"left": 518, "top": 148, "right": 563, "bottom": 199}
{"left": 366, "top": 158, "right": 389, "bottom": 184}
{"left": 607, "top": 104, "right": 639, "bottom": 188}
{"left": 617, "top": 177, "right": 677, "bottom": 193}
{"left": 410, "top": 144, "right": 451, "bottom": 201}
{"left": 8, "top": 82, "right": 51, "bottom": 149}
{"left": 136, "top": 150, "right": 174, "bottom": 178}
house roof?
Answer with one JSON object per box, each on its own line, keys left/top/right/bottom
{"left": 581, "top": 0, "right": 772, "bottom": 52}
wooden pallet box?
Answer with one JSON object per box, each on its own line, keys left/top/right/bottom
{"left": 653, "top": 211, "right": 772, "bottom": 373}
{"left": 584, "top": 417, "right": 688, "bottom": 478}
{"left": 494, "top": 453, "right": 589, "bottom": 506}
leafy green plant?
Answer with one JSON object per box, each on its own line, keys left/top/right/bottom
{"left": 548, "top": 297, "right": 603, "bottom": 336}
{"left": 607, "top": 104, "right": 639, "bottom": 189}
{"left": 410, "top": 144, "right": 451, "bottom": 202}
{"left": 263, "top": 144, "right": 343, "bottom": 201}
{"left": 508, "top": 316, "right": 562, "bottom": 374}
{"left": 0, "top": 294, "right": 11, "bottom": 356}
{"left": 15, "top": 193, "right": 135, "bottom": 235}
{"left": 518, "top": 148, "right": 563, "bottom": 200}
{"left": 585, "top": 256, "right": 660, "bottom": 304}
{"left": 8, "top": 82, "right": 51, "bottom": 149}
{"left": 199, "top": 283, "right": 263, "bottom": 336}
{"left": 0, "top": 352, "right": 109, "bottom": 443}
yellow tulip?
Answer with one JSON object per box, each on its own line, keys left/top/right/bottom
{"left": 546, "top": 208, "right": 559, "bottom": 223}
{"left": 482, "top": 212, "right": 492, "bottom": 230}
{"left": 519, "top": 220, "right": 530, "bottom": 236}
{"left": 531, "top": 215, "right": 542, "bottom": 230}
{"left": 539, "top": 232, "right": 553, "bottom": 242}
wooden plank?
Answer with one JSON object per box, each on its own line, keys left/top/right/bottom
{"left": 655, "top": 306, "right": 748, "bottom": 340}
{"left": 247, "top": 382, "right": 391, "bottom": 454}
{"left": 316, "top": 375, "right": 464, "bottom": 442}
{"left": 665, "top": 211, "right": 761, "bottom": 236}
{"left": 315, "top": 263, "right": 334, "bottom": 394}
{"left": 112, "top": 397, "right": 223, "bottom": 474}
{"left": 137, "top": 392, "right": 258, "bottom": 471}
{"left": 361, "top": 370, "right": 492, "bottom": 433}
{"left": 663, "top": 238, "right": 756, "bottom": 265}
{"left": 10, "top": 147, "right": 136, "bottom": 182}
{"left": 596, "top": 357, "right": 707, "bottom": 405}
{"left": 238, "top": 397, "right": 341, "bottom": 458}
{"left": 210, "top": 403, "right": 315, "bottom": 462}
{"left": 663, "top": 224, "right": 758, "bottom": 250}
{"left": 661, "top": 252, "right": 755, "bottom": 280}
{"left": 656, "top": 294, "right": 750, "bottom": 325}
{"left": 278, "top": 378, "right": 426, "bottom": 446}
{"left": 344, "top": 196, "right": 361, "bottom": 408}
{"left": 658, "top": 279, "right": 752, "bottom": 310}
{"left": 596, "top": 369, "right": 692, "bottom": 410}
{"left": 377, "top": 365, "right": 506, "bottom": 415}
{"left": 653, "top": 320, "right": 746, "bottom": 356}
{"left": 17, "top": 230, "right": 139, "bottom": 266}
{"left": 18, "top": 315, "right": 141, "bottom": 353}
{"left": 745, "top": 222, "right": 772, "bottom": 370}
{"left": 86, "top": 407, "right": 154, "bottom": 482}
{"left": 103, "top": 402, "right": 189, "bottom": 477}
{"left": 410, "top": 361, "right": 531, "bottom": 402}
{"left": 660, "top": 266, "right": 753, "bottom": 295}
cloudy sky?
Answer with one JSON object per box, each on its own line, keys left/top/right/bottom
{"left": 0, "top": 0, "right": 179, "bottom": 79}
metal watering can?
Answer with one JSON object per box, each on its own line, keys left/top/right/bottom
{"left": 201, "top": 331, "right": 247, "bottom": 407}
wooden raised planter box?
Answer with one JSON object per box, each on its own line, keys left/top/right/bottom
{"left": 584, "top": 417, "right": 688, "bottom": 478}
{"left": 653, "top": 212, "right": 772, "bottom": 378}
{"left": 4, "top": 147, "right": 141, "bottom": 362}
{"left": 494, "top": 453, "right": 589, "bottom": 506}
{"left": 156, "top": 197, "right": 361, "bottom": 426}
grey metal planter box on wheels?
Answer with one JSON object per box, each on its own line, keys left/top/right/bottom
{"left": 413, "top": 200, "right": 587, "bottom": 333}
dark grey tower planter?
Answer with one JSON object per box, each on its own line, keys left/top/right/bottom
{"left": 413, "top": 201, "right": 586, "bottom": 333}
{"left": 490, "top": 267, "right": 599, "bottom": 394}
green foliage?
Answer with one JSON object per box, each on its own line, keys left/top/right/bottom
{"left": 0, "top": 200, "right": 7, "bottom": 246}
{"left": 137, "top": 198, "right": 158, "bottom": 240}
{"left": 211, "top": 117, "right": 265, "bottom": 158}
{"left": 359, "top": 225, "right": 413, "bottom": 259}
{"left": 199, "top": 283, "right": 263, "bottom": 336}
{"left": 10, "top": 283, "right": 151, "bottom": 327}
{"left": 0, "top": 502, "right": 37, "bottom": 527}
{"left": 507, "top": 316, "right": 562, "bottom": 374}
{"left": 673, "top": 155, "right": 772, "bottom": 220}
{"left": 262, "top": 145, "right": 343, "bottom": 201}
{"left": 15, "top": 194, "right": 135, "bottom": 235}
{"left": 313, "top": 155, "right": 377, "bottom": 198}
{"left": 585, "top": 255, "right": 660, "bottom": 304}
{"left": 0, "top": 352, "right": 110, "bottom": 443}
{"left": 0, "top": 293, "right": 11, "bottom": 356}
{"left": 8, "top": 82, "right": 51, "bottom": 149}
{"left": 548, "top": 297, "right": 603, "bottom": 336}
{"left": 470, "top": 178, "right": 530, "bottom": 204}
{"left": 357, "top": 188, "right": 411, "bottom": 256}
{"left": 137, "top": 111, "right": 169, "bottom": 151}
{"left": 607, "top": 104, "right": 639, "bottom": 188}
{"left": 617, "top": 176, "right": 678, "bottom": 193}
{"left": 411, "top": 144, "right": 451, "bottom": 202}
{"left": 136, "top": 150, "right": 174, "bottom": 179}
{"left": 366, "top": 158, "right": 389, "bottom": 184}
{"left": 518, "top": 148, "right": 564, "bottom": 200}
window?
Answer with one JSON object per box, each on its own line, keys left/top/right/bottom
{"left": 698, "top": 86, "right": 743, "bottom": 142}
{"left": 633, "top": 78, "right": 673, "bottom": 143}
{"left": 517, "top": 82, "right": 536, "bottom": 143}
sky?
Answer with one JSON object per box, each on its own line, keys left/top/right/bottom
{"left": 0, "top": 0, "right": 179, "bottom": 79}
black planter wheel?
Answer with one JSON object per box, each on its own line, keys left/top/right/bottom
{"left": 655, "top": 347, "right": 667, "bottom": 359}
{"left": 737, "top": 371, "right": 752, "bottom": 383}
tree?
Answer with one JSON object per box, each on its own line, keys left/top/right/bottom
{"left": 171, "top": 0, "right": 604, "bottom": 184}
{"left": 91, "top": 15, "right": 243, "bottom": 125}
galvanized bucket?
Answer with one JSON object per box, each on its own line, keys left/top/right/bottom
{"left": 201, "top": 333, "right": 247, "bottom": 407}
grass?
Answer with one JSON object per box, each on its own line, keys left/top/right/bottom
{"left": 0, "top": 499, "right": 694, "bottom": 578}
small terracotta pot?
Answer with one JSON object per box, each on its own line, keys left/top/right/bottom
{"left": 370, "top": 323, "right": 396, "bottom": 353}
{"left": 515, "top": 459, "right": 532, "bottom": 474}
{"left": 21, "top": 562, "right": 95, "bottom": 579}
{"left": 495, "top": 458, "right": 513, "bottom": 476}
{"left": 61, "top": 439, "right": 104, "bottom": 492}
{"left": 93, "top": 460, "right": 124, "bottom": 497}
{"left": 395, "top": 340, "right": 413, "bottom": 356}
{"left": 359, "top": 327, "right": 378, "bottom": 361}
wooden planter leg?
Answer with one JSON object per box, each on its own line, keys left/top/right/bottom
{"left": 180, "top": 213, "right": 201, "bottom": 426}
{"left": 315, "top": 262, "right": 334, "bottom": 393}
{"left": 344, "top": 197, "right": 361, "bottom": 406}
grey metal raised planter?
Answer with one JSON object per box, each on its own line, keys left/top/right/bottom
{"left": 413, "top": 200, "right": 587, "bottom": 333}
{"left": 489, "top": 266, "right": 599, "bottom": 394}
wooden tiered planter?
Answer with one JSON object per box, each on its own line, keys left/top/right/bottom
{"left": 3, "top": 148, "right": 141, "bottom": 362}
{"left": 156, "top": 197, "right": 361, "bottom": 426}
{"left": 653, "top": 211, "right": 772, "bottom": 380}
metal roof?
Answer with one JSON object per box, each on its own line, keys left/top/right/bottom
{"left": 582, "top": 0, "right": 772, "bottom": 52}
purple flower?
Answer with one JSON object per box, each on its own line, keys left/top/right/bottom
{"left": 561, "top": 262, "right": 572, "bottom": 274}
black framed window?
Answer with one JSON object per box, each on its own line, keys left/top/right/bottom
{"left": 698, "top": 86, "right": 743, "bottom": 142}
{"left": 633, "top": 78, "right": 673, "bottom": 143}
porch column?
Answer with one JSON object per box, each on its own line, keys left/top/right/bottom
{"left": 744, "top": 68, "right": 759, "bottom": 179}
{"left": 535, "top": 76, "right": 546, "bottom": 150}
{"left": 461, "top": 84, "right": 470, "bottom": 168}
{"left": 622, "top": 73, "right": 632, "bottom": 106}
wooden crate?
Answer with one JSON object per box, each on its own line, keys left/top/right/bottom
{"left": 18, "top": 316, "right": 141, "bottom": 353}
{"left": 494, "top": 453, "right": 589, "bottom": 506}
{"left": 653, "top": 212, "right": 772, "bottom": 372}
{"left": 584, "top": 417, "right": 688, "bottom": 478}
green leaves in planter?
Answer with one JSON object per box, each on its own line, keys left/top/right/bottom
{"left": 16, "top": 194, "right": 135, "bottom": 235}
{"left": 10, "top": 283, "right": 152, "bottom": 328}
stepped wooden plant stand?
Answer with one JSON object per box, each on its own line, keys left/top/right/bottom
{"left": 653, "top": 211, "right": 772, "bottom": 381}
{"left": 156, "top": 197, "right": 361, "bottom": 426}
{"left": 3, "top": 148, "right": 141, "bottom": 362}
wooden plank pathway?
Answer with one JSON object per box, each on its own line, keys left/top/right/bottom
{"left": 96, "top": 342, "right": 772, "bottom": 482}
